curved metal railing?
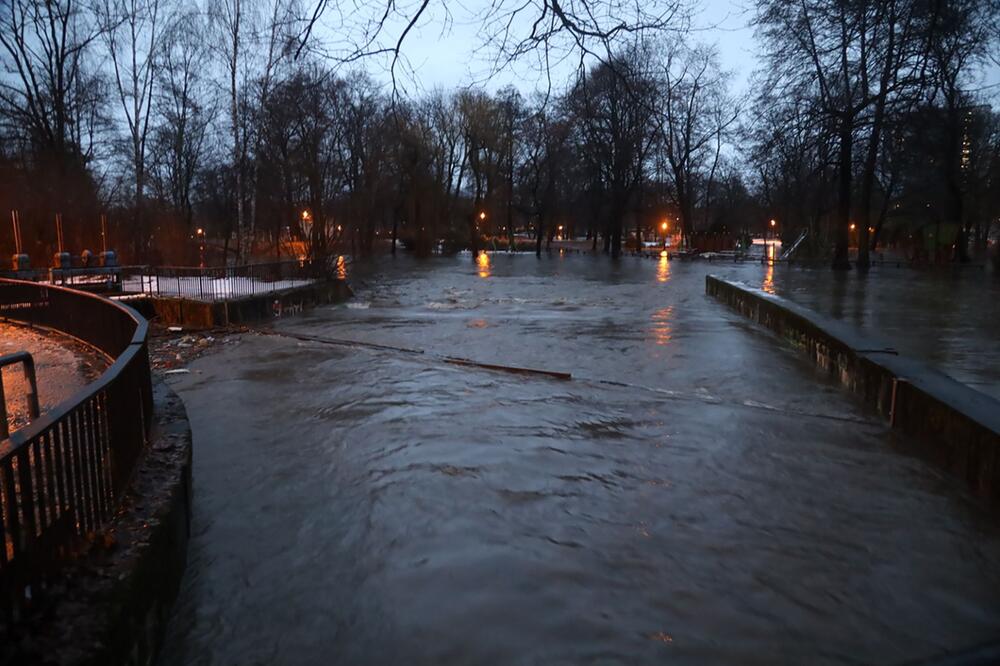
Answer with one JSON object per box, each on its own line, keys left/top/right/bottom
{"left": 0, "top": 278, "right": 152, "bottom": 615}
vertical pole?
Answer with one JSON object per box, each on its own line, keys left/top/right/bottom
{"left": 21, "top": 356, "right": 39, "bottom": 419}
{"left": 11, "top": 210, "right": 22, "bottom": 255}
{"left": 0, "top": 372, "right": 8, "bottom": 441}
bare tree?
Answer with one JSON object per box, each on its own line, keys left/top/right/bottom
{"left": 0, "top": 0, "right": 106, "bottom": 221}
{"left": 924, "top": 0, "right": 996, "bottom": 261}
{"left": 99, "top": 0, "right": 163, "bottom": 257}
{"left": 756, "top": 0, "right": 887, "bottom": 269}
{"left": 518, "top": 102, "right": 570, "bottom": 255}
{"left": 210, "top": 0, "right": 251, "bottom": 261}
{"left": 150, "top": 10, "right": 214, "bottom": 232}
{"left": 296, "top": 0, "right": 687, "bottom": 96}
{"left": 654, "top": 38, "right": 740, "bottom": 242}
{"left": 567, "top": 48, "right": 658, "bottom": 257}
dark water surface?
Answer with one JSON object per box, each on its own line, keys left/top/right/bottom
{"left": 160, "top": 254, "right": 1000, "bottom": 665}
{"left": 757, "top": 262, "right": 1000, "bottom": 400}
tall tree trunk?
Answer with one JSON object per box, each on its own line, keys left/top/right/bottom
{"left": 391, "top": 205, "right": 399, "bottom": 256}
{"left": 832, "top": 120, "right": 853, "bottom": 270}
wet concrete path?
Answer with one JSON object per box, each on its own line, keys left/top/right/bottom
{"left": 160, "top": 255, "right": 1000, "bottom": 665}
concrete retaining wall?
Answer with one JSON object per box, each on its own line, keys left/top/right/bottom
{"left": 146, "top": 278, "right": 353, "bottom": 328}
{"left": 706, "top": 274, "right": 1000, "bottom": 501}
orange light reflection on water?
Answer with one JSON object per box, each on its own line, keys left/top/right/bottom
{"left": 336, "top": 255, "right": 347, "bottom": 280}
{"left": 762, "top": 260, "right": 775, "bottom": 294}
{"left": 651, "top": 306, "right": 674, "bottom": 345}
{"left": 477, "top": 251, "right": 491, "bottom": 278}
{"left": 657, "top": 255, "right": 671, "bottom": 283}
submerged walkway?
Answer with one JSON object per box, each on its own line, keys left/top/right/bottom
{"left": 757, "top": 264, "right": 1000, "bottom": 400}
{"left": 1, "top": 322, "right": 106, "bottom": 433}
{"left": 160, "top": 255, "right": 1000, "bottom": 665}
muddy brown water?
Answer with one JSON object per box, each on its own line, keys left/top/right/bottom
{"left": 159, "top": 254, "right": 1000, "bottom": 665}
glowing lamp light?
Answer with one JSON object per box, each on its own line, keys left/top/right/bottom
{"left": 770, "top": 219, "right": 776, "bottom": 228}
{"left": 850, "top": 223, "right": 857, "bottom": 231}
{"left": 479, "top": 211, "right": 486, "bottom": 221}
{"left": 661, "top": 221, "right": 668, "bottom": 231}
{"left": 477, "top": 250, "right": 490, "bottom": 278}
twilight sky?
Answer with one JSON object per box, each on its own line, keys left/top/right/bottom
{"left": 316, "top": 1, "right": 757, "bottom": 95}
{"left": 313, "top": 0, "right": 998, "bottom": 102}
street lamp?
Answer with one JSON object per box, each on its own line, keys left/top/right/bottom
{"left": 661, "top": 221, "right": 668, "bottom": 248}
{"left": 557, "top": 224, "right": 564, "bottom": 240}
{"left": 196, "top": 227, "right": 206, "bottom": 267}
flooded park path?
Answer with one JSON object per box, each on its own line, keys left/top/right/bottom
{"left": 758, "top": 262, "right": 1000, "bottom": 400}
{"left": 160, "top": 254, "right": 1000, "bottom": 665}
{"left": 1, "top": 322, "right": 106, "bottom": 432}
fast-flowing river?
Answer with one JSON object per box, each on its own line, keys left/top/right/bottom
{"left": 160, "top": 254, "right": 1000, "bottom": 665}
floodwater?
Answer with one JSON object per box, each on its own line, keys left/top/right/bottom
{"left": 160, "top": 254, "right": 1000, "bottom": 666}
{"left": 1, "top": 322, "right": 106, "bottom": 433}
{"left": 758, "top": 262, "right": 1000, "bottom": 400}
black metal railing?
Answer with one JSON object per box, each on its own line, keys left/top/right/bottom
{"left": 120, "top": 260, "right": 320, "bottom": 301}
{"left": 0, "top": 278, "right": 152, "bottom": 616}
{"left": 0, "top": 352, "right": 40, "bottom": 440}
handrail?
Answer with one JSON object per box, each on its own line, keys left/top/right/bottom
{"left": 0, "top": 352, "right": 40, "bottom": 440}
{"left": 0, "top": 278, "right": 152, "bottom": 617}
{"left": 780, "top": 229, "right": 809, "bottom": 260}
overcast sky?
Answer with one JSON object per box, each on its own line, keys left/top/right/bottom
{"left": 312, "top": 0, "right": 998, "bottom": 101}
{"left": 318, "top": 1, "right": 757, "bottom": 96}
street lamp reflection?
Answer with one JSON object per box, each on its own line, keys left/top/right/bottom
{"left": 763, "top": 257, "right": 775, "bottom": 294}
{"left": 477, "top": 251, "right": 491, "bottom": 278}
{"left": 657, "top": 253, "right": 671, "bottom": 283}
{"left": 650, "top": 305, "right": 674, "bottom": 346}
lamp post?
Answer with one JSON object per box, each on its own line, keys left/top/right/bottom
{"left": 661, "top": 221, "right": 668, "bottom": 248}
{"left": 196, "top": 227, "right": 205, "bottom": 267}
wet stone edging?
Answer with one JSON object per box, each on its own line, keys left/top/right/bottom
{"left": 0, "top": 379, "right": 192, "bottom": 666}
{"left": 706, "top": 274, "right": 1000, "bottom": 502}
